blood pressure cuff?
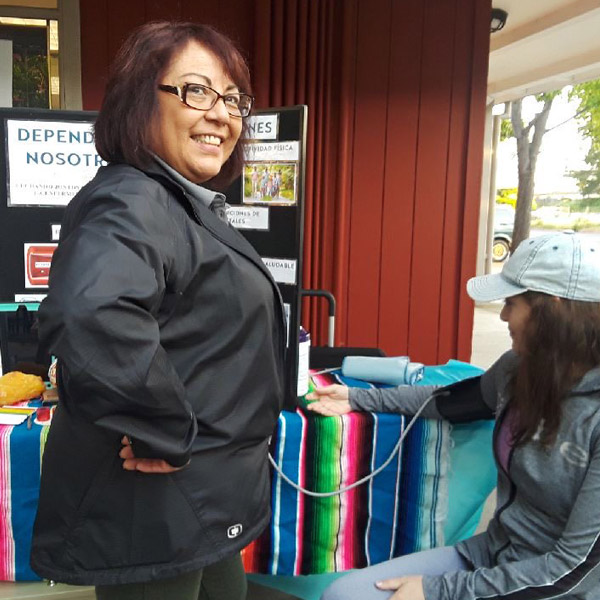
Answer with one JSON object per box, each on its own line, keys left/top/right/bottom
{"left": 433, "top": 376, "right": 495, "bottom": 423}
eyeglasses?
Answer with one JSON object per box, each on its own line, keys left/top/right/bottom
{"left": 158, "top": 82, "right": 254, "bottom": 118}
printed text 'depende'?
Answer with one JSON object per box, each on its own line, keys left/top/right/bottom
{"left": 7, "top": 120, "right": 106, "bottom": 206}
{"left": 17, "top": 125, "right": 102, "bottom": 167}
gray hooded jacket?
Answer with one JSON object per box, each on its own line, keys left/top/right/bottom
{"left": 349, "top": 351, "right": 600, "bottom": 600}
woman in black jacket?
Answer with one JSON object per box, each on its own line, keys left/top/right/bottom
{"left": 31, "top": 21, "right": 285, "bottom": 600}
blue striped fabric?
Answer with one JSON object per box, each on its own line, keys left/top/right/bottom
{"left": 243, "top": 360, "right": 484, "bottom": 575}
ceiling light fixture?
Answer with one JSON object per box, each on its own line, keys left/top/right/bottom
{"left": 490, "top": 8, "right": 508, "bottom": 33}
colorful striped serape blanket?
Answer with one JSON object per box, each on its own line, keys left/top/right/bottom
{"left": 242, "top": 369, "right": 452, "bottom": 576}
{"left": 0, "top": 361, "right": 483, "bottom": 580}
{"left": 0, "top": 421, "right": 49, "bottom": 581}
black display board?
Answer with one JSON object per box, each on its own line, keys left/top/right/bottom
{"left": 0, "top": 106, "right": 307, "bottom": 410}
{"left": 225, "top": 106, "right": 307, "bottom": 410}
{"left": 0, "top": 108, "right": 99, "bottom": 305}
{"left": 0, "top": 108, "right": 100, "bottom": 375}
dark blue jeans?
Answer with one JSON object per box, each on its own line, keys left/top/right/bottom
{"left": 320, "top": 546, "right": 469, "bottom": 600}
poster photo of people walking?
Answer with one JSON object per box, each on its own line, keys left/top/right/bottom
{"left": 243, "top": 162, "right": 297, "bottom": 205}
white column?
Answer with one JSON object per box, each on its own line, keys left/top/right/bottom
{"left": 0, "top": 39, "right": 13, "bottom": 107}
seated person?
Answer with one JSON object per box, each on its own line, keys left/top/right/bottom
{"left": 307, "top": 232, "right": 600, "bottom": 600}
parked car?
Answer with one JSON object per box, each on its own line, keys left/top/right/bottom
{"left": 493, "top": 204, "right": 515, "bottom": 262}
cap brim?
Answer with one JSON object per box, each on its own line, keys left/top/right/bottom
{"left": 467, "top": 273, "right": 527, "bottom": 302}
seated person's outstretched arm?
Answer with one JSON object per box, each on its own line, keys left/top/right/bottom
{"left": 306, "top": 350, "right": 516, "bottom": 421}
{"left": 305, "top": 385, "right": 352, "bottom": 415}
{"left": 306, "top": 383, "right": 441, "bottom": 417}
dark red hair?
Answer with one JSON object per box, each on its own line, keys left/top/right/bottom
{"left": 510, "top": 292, "right": 600, "bottom": 447}
{"left": 94, "top": 21, "right": 252, "bottom": 190}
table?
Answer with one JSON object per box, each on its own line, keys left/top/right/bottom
{"left": 0, "top": 361, "right": 491, "bottom": 581}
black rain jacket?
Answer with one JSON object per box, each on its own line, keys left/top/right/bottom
{"left": 30, "top": 163, "right": 285, "bottom": 585}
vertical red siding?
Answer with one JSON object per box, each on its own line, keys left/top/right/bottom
{"left": 145, "top": 0, "right": 182, "bottom": 22}
{"left": 378, "top": 0, "right": 424, "bottom": 356}
{"left": 457, "top": 0, "right": 492, "bottom": 359}
{"left": 79, "top": 0, "right": 491, "bottom": 364}
{"left": 437, "top": 0, "right": 476, "bottom": 362}
{"left": 80, "top": 1, "right": 254, "bottom": 110}
{"left": 407, "top": 0, "right": 456, "bottom": 364}
{"left": 345, "top": 0, "right": 392, "bottom": 349}
{"left": 79, "top": 0, "right": 109, "bottom": 110}
{"left": 106, "top": 0, "right": 147, "bottom": 63}
{"left": 321, "top": 1, "right": 357, "bottom": 347}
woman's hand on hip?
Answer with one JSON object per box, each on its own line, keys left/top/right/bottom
{"left": 305, "top": 384, "right": 352, "bottom": 415}
{"left": 375, "top": 575, "right": 425, "bottom": 600}
{"left": 119, "top": 436, "right": 186, "bottom": 473}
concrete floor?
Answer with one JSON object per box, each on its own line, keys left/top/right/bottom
{"left": 0, "top": 582, "right": 93, "bottom": 599}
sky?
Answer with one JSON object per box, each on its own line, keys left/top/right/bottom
{"left": 495, "top": 88, "right": 592, "bottom": 196}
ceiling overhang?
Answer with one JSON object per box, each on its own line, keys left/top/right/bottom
{"left": 488, "top": 0, "right": 600, "bottom": 103}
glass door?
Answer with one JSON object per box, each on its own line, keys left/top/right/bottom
{"left": 0, "top": 1, "right": 61, "bottom": 109}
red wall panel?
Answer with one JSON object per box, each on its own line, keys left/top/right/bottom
{"left": 145, "top": 0, "right": 182, "bottom": 22}
{"left": 457, "top": 0, "right": 492, "bottom": 359}
{"left": 80, "top": 1, "right": 254, "bottom": 110}
{"left": 79, "top": 0, "right": 109, "bottom": 110}
{"left": 378, "top": 0, "right": 424, "bottom": 356}
{"left": 437, "top": 0, "right": 475, "bottom": 362}
{"left": 106, "top": 0, "right": 147, "bottom": 62}
{"left": 345, "top": 0, "right": 392, "bottom": 349}
{"left": 407, "top": 0, "right": 456, "bottom": 364}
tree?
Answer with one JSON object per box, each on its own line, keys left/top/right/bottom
{"left": 568, "top": 80, "right": 600, "bottom": 197}
{"left": 507, "top": 93, "right": 557, "bottom": 248}
{"left": 13, "top": 51, "right": 49, "bottom": 108}
{"left": 569, "top": 147, "right": 600, "bottom": 197}
{"left": 500, "top": 82, "right": 600, "bottom": 249}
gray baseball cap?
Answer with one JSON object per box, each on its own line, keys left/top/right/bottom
{"left": 467, "top": 232, "right": 600, "bottom": 303}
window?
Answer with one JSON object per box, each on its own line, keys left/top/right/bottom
{"left": 0, "top": 0, "right": 81, "bottom": 109}
{"left": 0, "top": 17, "right": 59, "bottom": 108}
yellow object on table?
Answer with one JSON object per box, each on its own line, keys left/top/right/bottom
{"left": 0, "top": 372, "right": 46, "bottom": 406}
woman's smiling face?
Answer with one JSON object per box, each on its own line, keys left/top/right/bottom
{"left": 500, "top": 294, "right": 532, "bottom": 354}
{"left": 150, "top": 41, "right": 243, "bottom": 184}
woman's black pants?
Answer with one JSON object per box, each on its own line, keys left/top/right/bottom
{"left": 95, "top": 553, "right": 246, "bottom": 600}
